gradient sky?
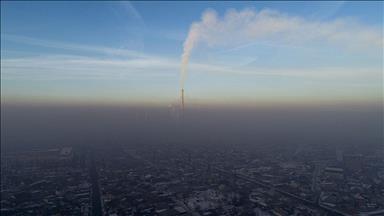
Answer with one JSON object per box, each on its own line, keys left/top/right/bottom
{"left": 1, "top": 1, "right": 383, "bottom": 106}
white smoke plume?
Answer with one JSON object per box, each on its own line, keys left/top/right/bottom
{"left": 180, "top": 23, "right": 200, "bottom": 90}
{"left": 180, "top": 8, "right": 382, "bottom": 89}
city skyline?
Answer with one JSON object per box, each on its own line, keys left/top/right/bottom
{"left": 1, "top": 2, "right": 384, "bottom": 215}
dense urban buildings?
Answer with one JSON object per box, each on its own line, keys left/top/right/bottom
{"left": 1, "top": 148, "right": 91, "bottom": 215}
{"left": 1, "top": 1, "right": 383, "bottom": 216}
{"left": 2, "top": 141, "right": 383, "bottom": 216}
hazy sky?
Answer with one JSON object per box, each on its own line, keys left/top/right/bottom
{"left": 1, "top": 1, "right": 383, "bottom": 106}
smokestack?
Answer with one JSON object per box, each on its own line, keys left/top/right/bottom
{"left": 181, "top": 88, "right": 185, "bottom": 113}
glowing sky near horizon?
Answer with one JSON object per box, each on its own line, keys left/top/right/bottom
{"left": 1, "top": 1, "right": 383, "bottom": 106}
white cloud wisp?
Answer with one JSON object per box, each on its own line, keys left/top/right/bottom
{"left": 180, "top": 8, "right": 383, "bottom": 89}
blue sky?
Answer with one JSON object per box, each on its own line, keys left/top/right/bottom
{"left": 1, "top": 1, "right": 383, "bottom": 106}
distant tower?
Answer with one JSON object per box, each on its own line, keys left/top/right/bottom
{"left": 181, "top": 88, "right": 185, "bottom": 113}
{"left": 336, "top": 149, "right": 343, "bottom": 162}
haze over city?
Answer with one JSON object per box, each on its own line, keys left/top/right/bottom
{"left": 1, "top": 1, "right": 383, "bottom": 216}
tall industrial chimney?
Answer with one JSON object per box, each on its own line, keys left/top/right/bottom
{"left": 181, "top": 88, "right": 185, "bottom": 113}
